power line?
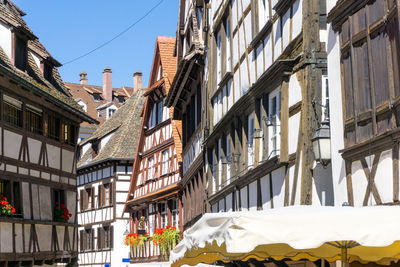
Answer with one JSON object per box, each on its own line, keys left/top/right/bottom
{"left": 61, "top": 0, "right": 164, "bottom": 66}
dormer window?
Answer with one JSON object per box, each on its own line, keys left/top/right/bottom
{"left": 108, "top": 108, "right": 115, "bottom": 118}
{"left": 118, "top": 97, "right": 124, "bottom": 104}
{"left": 43, "top": 62, "right": 53, "bottom": 82}
{"left": 93, "top": 94, "right": 101, "bottom": 102}
{"left": 92, "top": 141, "right": 100, "bottom": 158}
{"left": 13, "top": 34, "right": 27, "bottom": 71}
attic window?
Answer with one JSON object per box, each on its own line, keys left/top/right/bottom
{"left": 92, "top": 141, "right": 100, "bottom": 158}
{"left": 93, "top": 94, "right": 101, "bottom": 102}
{"left": 118, "top": 97, "right": 124, "bottom": 104}
{"left": 14, "top": 35, "right": 27, "bottom": 71}
{"left": 43, "top": 62, "right": 53, "bottom": 82}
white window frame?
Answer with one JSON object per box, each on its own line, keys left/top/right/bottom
{"left": 247, "top": 112, "right": 255, "bottom": 169}
{"left": 218, "top": 138, "right": 222, "bottom": 190}
{"left": 268, "top": 88, "right": 281, "bottom": 158}
{"left": 162, "top": 149, "right": 169, "bottom": 175}
{"left": 226, "top": 133, "right": 231, "bottom": 185}
{"left": 217, "top": 29, "right": 222, "bottom": 85}
{"left": 148, "top": 157, "right": 154, "bottom": 180}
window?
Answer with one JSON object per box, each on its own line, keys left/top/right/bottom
{"left": 247, "top": 112, "right": 255, "bottom": 168}
{"left": 43, "top": 62, "right": 53, "bottom": 82}
{"left": 3, "top": 94, "right": 22, "bottom": 128}
{"left": 85, "top": 228, "right": 94, "bottom": 251}
{"left": 148, "top": 157, "right": 154, "bottom": 180}
{"left": 160, "top": 202, "right": 168, "bottom": 228}
{"left": 171, "top": 199, "right": 179, "bottom": 227}
{"left": 26, "top": 104, "right": 43, "bottom": 134}
{"left": 98, "top": 183, "right": 113, "bottom": 207}
{"left": 118, "top": 97, "right": 124, "bottom": 104}
{"left": 149, "top": 99, "right": 166, "bottom": 127}
{"left": 333, "top": 0, "right": 400, "bottom": 146}
{"left": 217, "top": 29, "right": 222, "bottom": 84}
{"left": 162, "top": 149, "right": 169, "bottom": 175}
{"left": 46, "top": 115, "right": 60, "bottom": 141}
{"left": 64, "top": 123, "right": 76, "bottom": 145}
{"left": 157, "top": 100, "right": 164, "bottom": 124}
{"left": 0, "top": 179, "right": 21, "bottom": 216}
{"left": 225, "top": 17, "right": 231, "bottom": 73}
{"left": 268, "top": 89, "right": 281, "bottom": 157}
{"left": 92, "top": 141, "right": 100, "bottom": 158}
{"left": 14, "top": 35, "right": 27, "bottom": 71}
{"left": 83, "top": 187, "right": 94, "bottom": 210}
{"left": 93, "top": 94, "right": 101, "bottom": 102}
{"left": 108, "top": 108, "right": 115, "bottom": 118}
{"left": 98, "top": 225, "right": 113, "bottom": 250}
{"left": 218, "top": 138, "right": 222, "bottom": 190}
{"left": 54, "top": 189, "right": 65, "bottom": 209}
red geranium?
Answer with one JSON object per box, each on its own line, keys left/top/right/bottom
{"left": 0, "top": 195, "right": 15, "bottom": 216}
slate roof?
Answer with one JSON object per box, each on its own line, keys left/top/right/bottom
{"left": 78, "top": 88, "right": 146, "bottom": 168}
{"left": 0, "top": 1, "right": 96, "bottom": 124}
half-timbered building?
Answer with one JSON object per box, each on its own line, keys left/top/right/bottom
{"left": 76, "top": 86, "right": 145, "bottom": 267}
{"left": 204, "top": 0, "right": 333, "bottom": 214}
{"left": 327, "top": 0, "right": 400, "bottom": 207}
{"left": 125, "top": 36, "right": 183, "bottom": 264}
{"left": 0, "top": 1, "right": 97, "bottom": 266}
{"left": 165, "top": 0, "right": 208, "bottom": 229}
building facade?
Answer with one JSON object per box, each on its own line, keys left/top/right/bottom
{"left": 166, "top": 0, "right": 208, "bottom": 229}
{"left": 0, "top": 1, "right": 96, "bottom": 266}
{"left": 125, "top": 36, "right": 183, "bottom": 264}
{"left": 65, "top": 69, "right": 143, "bottom": 142}
{"left": 327, "top": 0, "right": 400, "bottom": 207}
{"left": 76, "top": 88, "right": 145, "bottom": 267}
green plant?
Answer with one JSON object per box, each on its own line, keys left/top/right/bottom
{"left": 54, "top": 203, "right": 72, "bottom": 222}
{"left": 152, "top": 225, "right": 181, "bottom": 260}
{"left": 0, "top": 195, "right": 15, "bottom": 216}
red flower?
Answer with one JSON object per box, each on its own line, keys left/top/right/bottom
{"left": 11, "top": 208, "right": 15, "bottom": 214}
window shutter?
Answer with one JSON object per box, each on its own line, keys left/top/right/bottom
{"left": 110, "top": 226, "right": 114, "bottom": 249}
{"left": 79, "top": 230, "right": 84, "bottom": 251}
{"left": 97, "top": 228, "right": 102, "bottom": 250}
{"left": 82, "top": 190, "right": 87, "bottom": 210}
{"left": 109, "top": 183, "right": 113, "bottom": 205}
{"left": 98, "top": 185, "right": 102, "bottom": 208}
{"left": 91, "top": 188, "right": 95, "bottom": 209}
{"left": 83, "top": 230, "right": 87, "bottom": 251}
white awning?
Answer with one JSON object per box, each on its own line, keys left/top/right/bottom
{"left": 170, "top": 206, "right": 400, "bottom": 266}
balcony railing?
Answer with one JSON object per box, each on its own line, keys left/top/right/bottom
{"left": 129, "top": 240, "right": 162, "bottom": 263}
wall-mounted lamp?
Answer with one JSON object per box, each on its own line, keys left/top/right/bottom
{"left": 311, "top": 100, "right": 331, "bottom": 168}
{"left": 262, "top": 116, "right": 280, "bottom": 127}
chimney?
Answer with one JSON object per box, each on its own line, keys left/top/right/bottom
{"left": 79, "top": 71, "right": 88, "bottom": 85}
{"left": 103, "top": 67, "right": 112, "bottom": 102}
{"left": 133, "top": 71, "right": 143, "bottom": 93}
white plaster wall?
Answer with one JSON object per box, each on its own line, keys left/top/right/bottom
{"left": 292, "top": 0, "right": 303, "bottom": 39}
{"left": 82, "top": 142, "right": 91, "bottom": 157}
{"left": 249, "top": 180, "right": 258, "bottom": 211}
{"left": 22, "top": 182, "right": 31, "bottom": 219}
{"left": 313, "top": 164, "right": 334, "bottom": 206}
{"left": 56, "top": 226, "right": 65, "bottom": 250}
{"left": 62, "top": 149, "right": 74, "bottom": 173}
{"left": 282, "top": 9, "right": 291, "bottom": 50}
{"left": 256, "top": 43, "right": 264, "bottom": 79}
{"left": 351, "top": 160, "right": 369, "bottom": 207}
{"left": 47, "top": 144, "right": 60, "bottom": 169}
{"left": 0, "top": 21, "right": 12, "bottom": 59}
{"left": 273, "top": 18, "right": 282, "bottom": 61}
{"left": 264, "top": 33, "right": 272, "bottom": 71}
{"left": 288, "top": 112, "right": 300, "bottom": 155}
{"left": 4, "top": 130, "right": 22, "bottom": 159}
{"left": 240, "top": 186, "right": 248, "bottom": 210}
{"left": 271, "top": 167, "right": 285, "bottom": 208}
{"left": 36, "top": 224, "right": 52, "bottom": 251}
{"left": 375, "top": 149, "right": 393, "bottom": 204}
{"left": 327, "top": 1, "right": 348, "bottom": 206}
{"left": 39, "top": 185, "right": 52, "bottom": 220}
{"left": 289, "top": 74, "right": 302, "bottom": 107}
{"left": 111, "top": 219, "right": 131, "bottom": 266}
{"left": 31, "top": 184, "right": 40, "bottom": 220}
{"left": 31, "top": 51, "right": 41, "bottom": 70}
{"left": 0, "top": 222, "right": 13, "bottom": 252}
{"left": 261, "top": 174, "right": 272, "bottom": 209}
{"left": 15, "top": 224, "right": 23, "bottom": 253}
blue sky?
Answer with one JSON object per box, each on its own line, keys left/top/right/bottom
{"left": 13, "top": 0, "right": 179, "bottom": 88}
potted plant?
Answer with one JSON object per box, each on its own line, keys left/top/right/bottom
{"left": 0, "top": 195, "right": 15, "bottom": 216}
{"left": 54, "top": 203, "right": 72, "bottom": 222}
{"left": 152, "top": 225, "right": 181, "bottom": 260}
{"left": 125, "top": 232, "right": 149, "bottom": 257}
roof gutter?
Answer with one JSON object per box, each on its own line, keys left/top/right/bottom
{"left": 0, "top": 64, "right": 98, "bottom": 124}
{"left": 77, "top": 157, "right": 135, "bottom": 171}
